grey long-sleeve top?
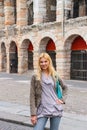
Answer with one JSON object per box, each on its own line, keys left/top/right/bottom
{"left": 36, "top": 73, "right": 63, "bottom": 118}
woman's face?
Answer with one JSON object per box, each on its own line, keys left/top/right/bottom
{"left": 39, "top": 57, "right": 50, "bottom": 71}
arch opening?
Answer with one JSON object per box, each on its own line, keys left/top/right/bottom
{"left": 28, "top": 42, "right": 34, "bottom": 70}
{"left": 39, "top": 37, "right": 56, "bottom": 69}
{"left": 9, "top": 41, "right": 18, "bottom": 73}
{"left": 46, "top": 0, "right": 56, "bottom": 22}
{"left": 21, "top": 39, "right": 34, "bottom": 73}
{"left": 1, "top": 42, "right": 7, "bottom": 72}
{"left": 27, "top": 1, "right": 33, "bottom": 25}
{"left": 46, "top": 39, "right": 56, "bottom": 69}
{"left": 71, "top": 36, "right": 87, "bottom": 80}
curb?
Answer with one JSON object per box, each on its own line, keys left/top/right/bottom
{"left": 0, "top": 112, "right": 49, "bottom": 130}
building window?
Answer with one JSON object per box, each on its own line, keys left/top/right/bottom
{"left": 27, "top": 1, "right": 33, "bottom": 25}
{"left": 73, "top": 0, "right": 79, "bottom": 18}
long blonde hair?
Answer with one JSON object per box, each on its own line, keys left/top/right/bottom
{"left": 36, "top": 52, "right": 56, "bottom": 80}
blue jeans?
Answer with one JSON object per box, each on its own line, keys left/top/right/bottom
{"left": 33, "top": 116, "right": 61, "bottom": 130}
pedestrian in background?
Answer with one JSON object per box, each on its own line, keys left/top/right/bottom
{"left": 30, "top": 52, "right": 68, "bottom": 130}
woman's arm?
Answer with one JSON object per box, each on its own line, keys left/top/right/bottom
{"left": 30, "top": 75, "right": 37, "bottom": 116}
{"left": 58, "top": 77, "right": 68, "bottom": 102}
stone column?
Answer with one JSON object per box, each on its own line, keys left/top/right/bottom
{"left": 4, "top": 0, "right": 15, "bottom": 26}
{"left": 0, "top": 0, "right": 4, "bottom": 29}
{"left": 33, "top": 0, "right": 46, "bottom": 24}
{"left": 70, "top": 0, "right": 74, "bottom": 18}
{"left": 18, "top": 47, "right": 28, "bottom": 74}
{"left": 32, "top": 51, "right": 39, "bottom": 74}
{"left": 56, "top": 49, "right": 71, "bottom": 79}
{"left": 6, "top": 47, "right": 10, "bottom": 73}
{"left": 56, "top": 0, "right": 72, "bottom": 22}
{"left": 56, "top": 0, "right": 63, "bottom": 22}
{"left": 0, "top": 50, "right": 2, "bottom": 71}
{"left": 17, "top": 0, "right": 27, "bottom": 26}
{"left": 17, "top": 48, "right": 23, "bottom": 74}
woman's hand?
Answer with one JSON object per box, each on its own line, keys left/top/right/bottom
{"left": 31, "top": 115, "right": 37, "bottom": 125}
{"left": 56, "top": 99, "right": 64, "bottom": 104}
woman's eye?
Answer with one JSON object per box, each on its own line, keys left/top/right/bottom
{"left": 40, "top": 62, "right": 43, "bottom": 64}
{"left": 40, "top": 61, "right": 47, "bottom": 64}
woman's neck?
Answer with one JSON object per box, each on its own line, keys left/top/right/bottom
{"left": 42, "top": 70, "right": 49, "bottom": 76}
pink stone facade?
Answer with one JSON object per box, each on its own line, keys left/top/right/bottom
{"left": 0, "top": 0, "right": 87, "bottom": 80}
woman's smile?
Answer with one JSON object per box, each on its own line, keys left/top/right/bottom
{"left": 40, "top": 57, "right": 49, "bottom": 71}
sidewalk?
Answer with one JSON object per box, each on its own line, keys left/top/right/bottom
{"left": 0, "top": 72, "right": 87, "bottom": 130}
{"left": 0, "top": 101, "right": 87, "bottom": 130}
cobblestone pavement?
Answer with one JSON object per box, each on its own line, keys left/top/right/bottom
{"left": 0, "top": 72, "right": 30, "bottom": 106}
{"left": 0, "top": 120, "right": 33, "bottom": 130}
{"left": 0, "top": 72, "right": 87, "bottom": 115}
{"left": 64, "top": 86, "right": 87, "bottom": 115}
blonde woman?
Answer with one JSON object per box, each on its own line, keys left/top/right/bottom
{"left": 30, "top": 52, "right": 68, "bottom": 130}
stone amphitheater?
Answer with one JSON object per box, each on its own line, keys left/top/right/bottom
{"left": 0, "top": 0, "right": 87, "bottom": 81}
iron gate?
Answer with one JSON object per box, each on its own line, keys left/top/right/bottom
{"left": 71, "top": 50, "right": 87, "bottom": 80}
{"left": 28, "top": 51, "right": 33, "bottom": 70}
{"left": 10, "top": 52, "right": 18, "bottom": 73}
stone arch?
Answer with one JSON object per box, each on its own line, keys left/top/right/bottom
{"left": 37, "top": 32, "right": 58, "bottom": 49}
{"left": 19, "top": 35, "right": 35, "bottom": 48}
{"left": 28, "top": 42, "right": 34, "bottom": 70}
{"left": 39, "top": 37, "right": 56, "bottom": 69}
{"left": 64, "top": 34, "right": 87, "bottom": 51}
{"left": 64, "top": 34, "right": 87, "bottom": 80}
{"left": 71, "top": 36, "right": 87, "bottom": 80}
{"left": 64, "top": 34, "right": 81, "bottom": 79}
{"left": 65, "top": 28, "right": 87, "bottom": 44}
{"left": 64, "top": 34, "right": 79, "bottom": 50}
{"left": 20, "top": 39, "right": 34, "bottom": 73}
{"left": 0, "top": 42, "right": 7, "bottom": 72}
{"left": 9, "top": 41, "right": 18, "bottom": 73}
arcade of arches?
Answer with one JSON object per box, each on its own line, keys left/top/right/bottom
{"left": 0, "top": 35, "right": 87, "bottom": 81}
{"left": 0, "top": 0, "right": 87, "bottom": 81}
